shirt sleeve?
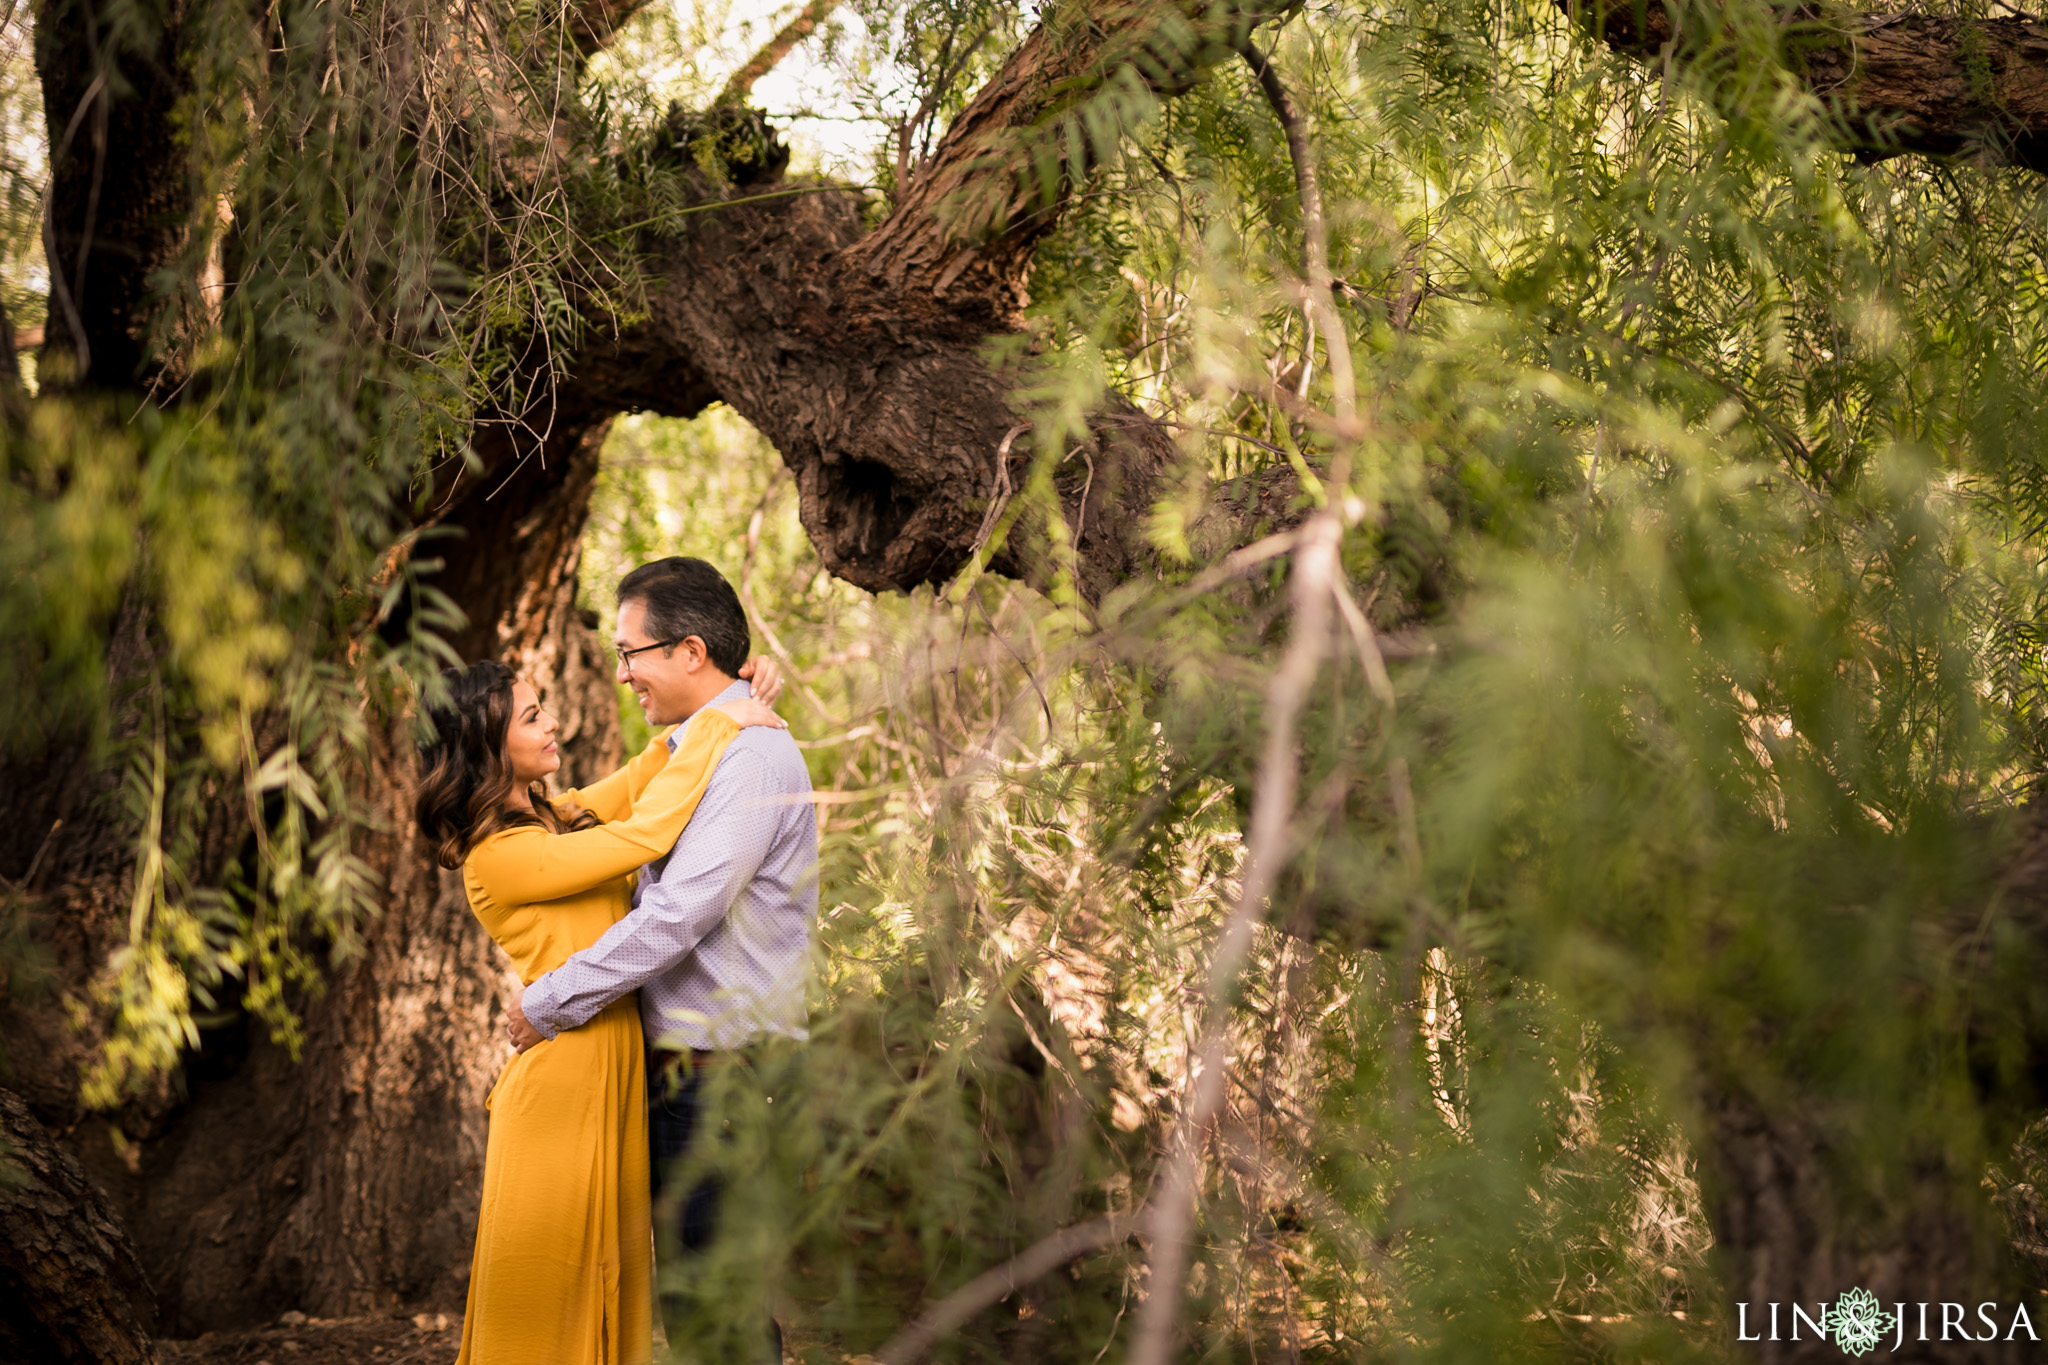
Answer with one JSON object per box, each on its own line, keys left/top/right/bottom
{"left": 518, "top": 748, "right": 782, "bottom": 1039}
{"left": 464, "top": 712, "right": 739, "bottom": 907}
{"left": 564, "top": 725, "right": 680, "bottom": 823}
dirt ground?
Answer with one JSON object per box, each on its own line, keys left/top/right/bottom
{"left": 157, "top": 1313, "right": 461, "bottom": 1365}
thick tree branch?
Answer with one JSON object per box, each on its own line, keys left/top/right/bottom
{"left": 522, "top": 1, "right": 1310, "bottom": 603}
{"left": 1570, "top": 0, "right": 2048, "bottom": 174}
{"left": 843, "top": 0, "right": 1283, "bottom": 316}
{"left": 424, "top": 0, "right": 1320, "bottom": 623}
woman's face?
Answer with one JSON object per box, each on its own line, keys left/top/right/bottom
{"left": 504, "top": 679, "right": 561, "bottom": 786}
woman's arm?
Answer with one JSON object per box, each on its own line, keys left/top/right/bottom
{"left": 564, "top": 657, "right": 786, "bottom": 818}
{"left": 468, "top": 709, "right": 759, "bottom": 904}
{"left": 563, "top": 726, "right": 678, "bottom": 823}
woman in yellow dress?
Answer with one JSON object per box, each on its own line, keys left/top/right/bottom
{"left": 414, "top": 659, "right": 784, "bottom": 1365}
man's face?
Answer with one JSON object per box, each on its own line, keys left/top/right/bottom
{"left": 614, "top": 599, "right": 705, "bottom": 727}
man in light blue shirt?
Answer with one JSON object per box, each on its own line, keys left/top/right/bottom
{"left": 507, "top": 555, "right": 815, "bottom": 1354}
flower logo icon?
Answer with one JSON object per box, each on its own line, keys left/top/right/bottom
{"left": 1826, "top": 1287, "right": 1897, "bottom": 1357}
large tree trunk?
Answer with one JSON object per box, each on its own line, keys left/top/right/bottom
{"left": 1698, "top": 1091, "right": 2031, "bottom": 1363}
{"left": 0, "top": 484, "right": 623, "bottom": 1332}
{"left": 1675, "top": 812, "right": 2048, "bottom": 1363}
{"left": 34, "top": 0, "right": 193, "bottom": 390}
{"left": 8, "top": 0, "right": 642, "bottom": 1327}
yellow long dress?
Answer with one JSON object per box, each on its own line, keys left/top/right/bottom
{"left": 454, "top": 712, "right": 736, "bottom": 1365}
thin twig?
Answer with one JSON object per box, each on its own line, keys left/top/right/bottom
{"left": 1236, "top": 37, "right": 1358, "bottom": 438}
{"left": 1101, "top": 527, "right": 1302, "bottom": 641}
{"left": 970, "top": 423, "right": 1032, "bottom": 556}
{"left": 874, "top": 1212, "right": 1144, "bottom": 1365}
{"left": 0, "top": 820, "right": 61, "bottom": 894}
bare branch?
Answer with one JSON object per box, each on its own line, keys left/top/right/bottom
{"left": 1127, "top": 511, "right": 1341, "bottom": 1365}
{"left": 871, "top": 1212, "right": 1144, "bottom": 1365}
{"left": 1129, "top": 39, "right": 1357, "bottom": 1365}
{"left": 715, "top": 0, "right": 843, "bottom": 107}
{"left": 1237, "top": 36, "right": 1356, "bottom": 432}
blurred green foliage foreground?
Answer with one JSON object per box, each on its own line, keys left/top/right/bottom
{"left": 12, "top": 0, "right": 2048, "bottom": 1357}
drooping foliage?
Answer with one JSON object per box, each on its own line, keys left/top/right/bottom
{"left": 11, "top": 0, "right": 2048, "bottom": 1356}
{"left": 575, "top": 1, "right": 2048, "bottom": 1359}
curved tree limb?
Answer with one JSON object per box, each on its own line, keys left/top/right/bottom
{"left": 500, "top": 0, "right": 1308, "bottom": 607}
{"left": 842, "top": 0, "right": 1289, "bottom": 313}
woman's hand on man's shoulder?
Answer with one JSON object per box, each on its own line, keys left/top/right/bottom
{"left": 715, "top": 697, "right": 787, "bottom": 731}
{"left": 737, "top": 655, "right": 784, "bottom": 706}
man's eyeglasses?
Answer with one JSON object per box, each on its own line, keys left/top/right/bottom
{"left": 615, "top": 638, "right": 682, "bottom": 669}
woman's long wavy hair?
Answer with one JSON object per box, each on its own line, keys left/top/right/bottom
{"left": 414, "top": 661, "right": 592, "bottom": 870}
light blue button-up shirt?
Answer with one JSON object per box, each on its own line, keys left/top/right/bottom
{"left": 519, "top": 679, "right": 818, "bottom": 1050}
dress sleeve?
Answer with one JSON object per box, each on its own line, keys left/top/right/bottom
{"left": 465, "top": 712, "right": 741, "bottom": 904}
{"left": 564, "top": 725, "right": 680, "bottom": 822}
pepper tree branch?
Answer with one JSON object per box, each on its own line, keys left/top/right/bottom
{"left": 1567, "top": 0, "right": 2048, "bottom": 174}
{"left": 1235, "top": 34, "right": 1356, "bottom": 430}
{"left": 538, "top": 0, "right": 1316, "bottom": 604}
{"left": 1124, "top": 513, "right": 1342, "bottom": 1365}
{"left": 841, "top": 0, "right": 1295, "bottom": 312}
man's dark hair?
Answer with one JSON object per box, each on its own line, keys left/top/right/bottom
{"left": 617, "top": 557, "right": 751, "bottom": 677}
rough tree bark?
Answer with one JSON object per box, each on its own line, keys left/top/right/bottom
{"left": 1569, "top": 0, "right": 2048, "bottom": 174}
{"left": 33, "top": 0, "right": 193, "bottom": 391}
{"left": 0, "top": 1089, "right": 158, "bottom": 1364}
{"left": 1672, "top": 811, "right": 2048, "bottom": 1364}
{"left": 459, "top": 0, "right": 1287, "bottom": 603}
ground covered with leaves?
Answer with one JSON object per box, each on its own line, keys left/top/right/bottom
{"left": 158, "top": 1313, "right": 460, "bottom": 1365}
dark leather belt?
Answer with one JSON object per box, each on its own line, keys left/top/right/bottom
{"left": 653, "top": 1046, "right": 737, "bottom": 1079}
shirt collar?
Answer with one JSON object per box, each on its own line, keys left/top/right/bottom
{"left": 667, "top": 678, "right": 754, "bottom": 751}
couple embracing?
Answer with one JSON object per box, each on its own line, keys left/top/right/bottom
{"left": 414, "top": 556, "right": 814, "bottom": 1365}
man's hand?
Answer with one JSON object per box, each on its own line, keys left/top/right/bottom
{"left": 506, "top": 981, "right": 544, "bottom": 1054}
{"left": 738, "top": 655, "right": 785, "bottom": 706}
